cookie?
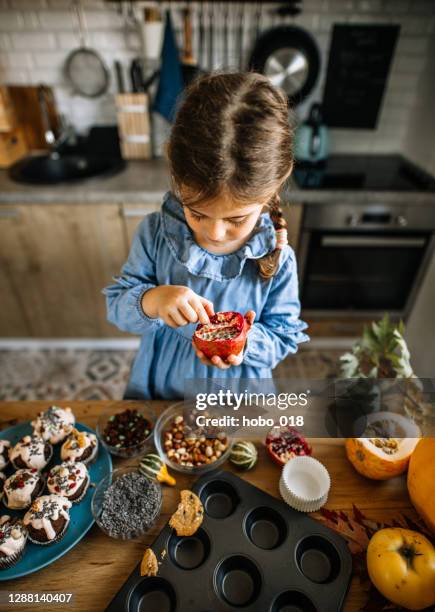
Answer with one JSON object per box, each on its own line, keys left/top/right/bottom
{"left": 140, "top": 548, "right": 158, "bottom": 577}
{"left": 169, "top": 490, "right": 204, "bottom": 537}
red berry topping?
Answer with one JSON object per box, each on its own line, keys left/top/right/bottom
{"left": 55, "top": 485, "right": 60, "bottom": 492}
{"left": 68, "top": 483, "right": 76, "bottom": 489}
{"left": 17, "top": 481, "right": 24, "bottom": 488}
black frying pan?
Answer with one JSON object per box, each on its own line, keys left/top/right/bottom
{"left": 249, "top": 25, "right": 320, "bottom": 106}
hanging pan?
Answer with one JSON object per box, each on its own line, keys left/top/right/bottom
{"left": 64, "top": 0, "right": 110, "bottom": 98}
{"left": 249, "top": 25, "right": 320, "bottom": 106}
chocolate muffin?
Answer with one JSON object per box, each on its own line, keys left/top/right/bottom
{"left": 0, "top": 441, "right": 11, "bottom": 471}
{"left": 10, "top": 435, "right": 53, "bottom": 471}
{"left": 47, "top": 462, "right": 90, "bottom": 504}
{"left": 61, "top": 429, "right": 98, "bottom": 465}
{"left": 23, "top": 495, "right": 72, "bottom": 545}
{"left": 3, "top": 469, "right": 44, "bottom": 510}
{"left": 31, "top": 406, "right": 75, "bottom": 444}
{"left": 0, "top": 516, "right": 27, "bottom": 570}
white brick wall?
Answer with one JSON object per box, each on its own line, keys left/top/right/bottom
{"left": 0, "top": 0, "right": 434, "bottom": 158}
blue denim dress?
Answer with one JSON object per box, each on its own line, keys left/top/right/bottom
{"left": 103, "top": 192, "right": 309, "bottom": 399}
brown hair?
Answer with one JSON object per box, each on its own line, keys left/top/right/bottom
{"left": 167, "top": 71, "right": 294, "bottom": 279}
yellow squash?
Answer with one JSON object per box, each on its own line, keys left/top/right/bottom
{"left": 407, "top": 438, "right": 435, "bottom": 534}
{"left": 367, "top": 528, "right": 435, "bottom": 610}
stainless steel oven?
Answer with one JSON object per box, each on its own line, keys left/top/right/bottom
{"left": 299, "top": 203, "right": 435, "bottom": 319}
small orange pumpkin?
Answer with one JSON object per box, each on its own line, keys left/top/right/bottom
{"left": 407, "top": 438, "right": 435, "bottom": 534}
{"left": 345, "top": 412, "right": 420, "bottom": 480}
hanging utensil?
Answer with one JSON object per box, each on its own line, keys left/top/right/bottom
{"left": 208, "top": 2, "right": 214, "bottom": 71}
{"left": 238, "top": 3, "right": 245, "bottom": 70}
{"left": 114, "top": 60, "right": 125, "bottom": 94}
{"left": 223, "top": 2, "right": 230, "bottom": 69}
{"left": 198, "top": 1, "right": 206, "bottom": 68}
{"left": 181, "top": 6, "right": 201, "bottom": 85}
{"left": 64, "top": 0, "right": 110, "bottom": 98}
{"left": 249, "top": 25, "right": 320, "bottom": 106}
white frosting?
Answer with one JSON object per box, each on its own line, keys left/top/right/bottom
{"left": 31, "top": 406, "right": 75, "bottom": 444}
{"left": 61, "top": 430, "right": 97, "bottom": 463}
{"left": 0, "top": 515, "right": 27, "bottom": 557}
{"left": 23, "top": 495, "right": 71, "bottom": 541}
{"left": 10, "top": 435, "right": 51, "bottom": 471}
{"left": 47, "top": 461, "right": 88, "bottom": 499}
{"left": 0, "top": 440, "right": 11, "bottom": 470}
{"left": 4, "top": 469, "right": 41, "bottom": 510}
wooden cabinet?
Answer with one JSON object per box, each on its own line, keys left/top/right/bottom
{"left": 0, "top": 203, "right": 128, "bottom": 337}
{"left": 121, "top": 202, "right": 161, "bottom": 246}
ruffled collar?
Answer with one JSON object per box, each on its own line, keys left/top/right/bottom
{"left": 161, "top": 191, "right": 276, "bottom": 281}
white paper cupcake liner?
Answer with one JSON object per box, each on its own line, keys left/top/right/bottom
{"left": 279, "top": 456, "right": 330, "bottom": 513}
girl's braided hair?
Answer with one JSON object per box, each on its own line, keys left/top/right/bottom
{"left": 167, "top": 71, "right": 295, "bottom": 279}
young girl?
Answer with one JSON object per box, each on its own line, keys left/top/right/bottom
{"left": 104, "top": 72, "right": 309, "bottom": 400}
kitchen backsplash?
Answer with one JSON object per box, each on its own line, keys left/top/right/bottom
{"left": 0, "top": 0, "right": 434, "bottom": 159}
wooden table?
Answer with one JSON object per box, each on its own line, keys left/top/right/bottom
{"left": 0, "top": 401, "right": 418, "bottom": 612}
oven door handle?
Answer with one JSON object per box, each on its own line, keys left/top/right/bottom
{"left": 321, "top": 236, "right": 426, "bottom": 248}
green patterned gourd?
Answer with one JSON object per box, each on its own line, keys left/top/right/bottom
{"left": 230, "top": 441, "right": 258, "bottom": 470}
{"left": 140, "top": 453, "right": 176, "bottom": 486}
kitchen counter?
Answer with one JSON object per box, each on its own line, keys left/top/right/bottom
{"left": 0, "top": 401, "right": 419, "bottom": 612}
{"left": 1, "top": 159, "right": 435, "bottom": 205}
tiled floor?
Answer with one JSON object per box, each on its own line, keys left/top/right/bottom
{"left": 0, "top": 347, "right": 345, "bottom": 401}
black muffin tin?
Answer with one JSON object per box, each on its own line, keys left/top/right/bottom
{"left": 106, "top": 471, "right": 352, "bottom": 612}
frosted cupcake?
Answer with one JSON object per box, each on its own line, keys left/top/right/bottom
{"left": 0, "top": 516, "right": 27, "bottom": 570}
{"left": 0, "top": 473, "right": 5, "bottom": 501}
{"left": 61, "top": 429, "right": 98, "bottom": 465}
{"left": 0, "top": 441, "right": 11, "bottom": 470}
{"left": 10, "top": 435, "right": 53, "bottom": 471}
{"left": 47, "top": 462, "right": 90, "bottom": 504}
{"left": 23, "top": 495, "right": 71, "bottom": 545}
{"left": 3, "top": 469, "right": 44, "bottom": 510}
{"left": 32, "top": 406, "right": 75, "bottom": 444}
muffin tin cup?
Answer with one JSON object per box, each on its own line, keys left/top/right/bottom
{"left": 279, "top": 457, "right": 331, "bottom": 513}
{"left": 0, "top": 545, "right": 26, "bottom": 570}
{"left": 106, "top": 471, "right": 352, "bottom": 612}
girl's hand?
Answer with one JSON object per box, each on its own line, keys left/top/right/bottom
{"left": 192, "top": 310, "right": 256, "bottom": 369}
{"left": 141, "top": 285, "right": 214, "bottom": 328}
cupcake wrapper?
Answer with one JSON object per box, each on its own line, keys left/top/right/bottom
{"left": 279, "top": 456, "right": 331, "bottom": 513}
{"left": 27, "top": 518, "right": 70, "bottom": 546}
{"left": 0, "top": 546, "right": 26, "bottom": 570}
{"left": 279, "top": 479, "right": 328, "bottom": 512}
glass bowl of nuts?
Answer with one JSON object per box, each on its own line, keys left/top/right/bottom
{"left": 154, "top": 402, "right": 233, "bottom": 475}
{"left": 96, "top": 407, "right": 155, "bottom": 458}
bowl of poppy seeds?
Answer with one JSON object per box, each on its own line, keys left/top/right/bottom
{"left": 97, "top": 408, "right": 154, "bottom": 458}
{"left": 92, "top": 468, "right": 162, "bottom": 539}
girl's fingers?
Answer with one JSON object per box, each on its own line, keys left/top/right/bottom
{"left": 200, "top": 297, "right": 215, "bottom": 318}
{"left": 167, "top": 308, "right": 189, "bottom": 327}
{"left": 244, "top": 310, "right": 256, "bottom": 330}
{"left": 179, "top": 301, "right": 199, "bottom": 323}
{"left": 227, "top": 353, "right": 243, "bottom": 366}
{"left": 211, "top": 355, "right": 231, "bottom": 370}
{"left": 191, "top": 298, "right": 210, "bottom": 325}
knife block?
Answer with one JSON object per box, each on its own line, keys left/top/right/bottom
{"left": 115, "top": 93, "right": 151, "bottom": 160}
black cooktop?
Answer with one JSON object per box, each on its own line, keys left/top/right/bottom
{"left": 292, "top": 154, "right": 435, "bottom": 191}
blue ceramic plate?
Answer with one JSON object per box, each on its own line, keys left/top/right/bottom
{"left": 0, "top": 421, "right": 112, "bottom": 580}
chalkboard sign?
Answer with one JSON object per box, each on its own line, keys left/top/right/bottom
{"left": 322, "top": 24, "right": 400, "bottom": 129}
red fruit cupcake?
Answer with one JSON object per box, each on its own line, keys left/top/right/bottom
{"left": 3, "top": 469, "right": 44, "bottom": 511}
{"left": 47, "top": 462, "right": 90, "bottom": 504}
